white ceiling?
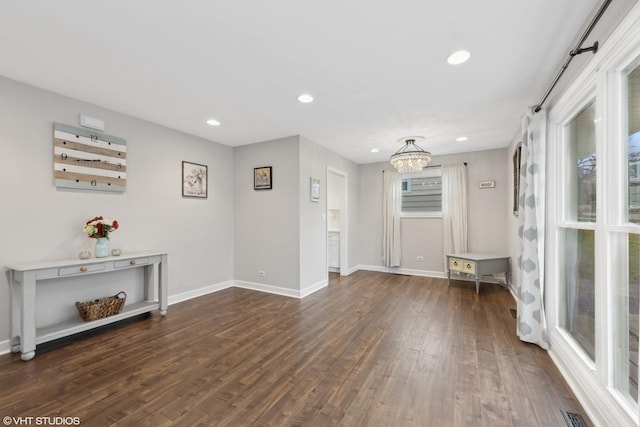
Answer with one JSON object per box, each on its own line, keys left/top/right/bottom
{"left": 0, "top": 1, "right": 600, "bottom": 164}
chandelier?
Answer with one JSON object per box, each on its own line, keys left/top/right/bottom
{"left": 390, "top": 136, "right": 431, "bottom": 173}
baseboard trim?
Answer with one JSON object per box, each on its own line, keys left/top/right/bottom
{"left": 341, "top": 265, "right": 359, "bottom": 276}
{"left": 356, "top": 264, "right": 447, "bottom": 279}
{"left": 300, "top": 279, "right": 328, "bottom": 298}
{"left": 168, "top": 280, "right": 234, "bottom": 305}
{"left": 233, "top": 280, "right": 301, "bottom": 299}
{"left": 395, "top": 267, "right": 447, "bottom": 278}
{"left": 0, "top": 340, "right": 10, "bottom": 356}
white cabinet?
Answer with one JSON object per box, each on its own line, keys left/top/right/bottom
{"left": 328, "top": 231, "right": 340, "bottom": 269}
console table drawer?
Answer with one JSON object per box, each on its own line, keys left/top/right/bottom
{"left": 449, "top": 257, "right": 476, "bottom": 274}
{"left": 114, "top": 257, "right": 149, "bottom": 268}
{"left": 59, "top": 263, "right": 105, "bottom": 276}
{"left": 449, "top": 258, "right": 463, "bottom": 272}
{"left": 462, "top": 260, "right": 476, "bottom": 273}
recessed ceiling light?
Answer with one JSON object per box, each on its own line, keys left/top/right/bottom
{"left": 456, "top": 136, "right": 468, "bottom": 142}
{"left": 370, "top": 148, "right": 380, "bottom": 153}
{"left": 298, "top": 94, "right": 314, "bottom": 103}
{"left": 206, "top": 119, "right": 220, "bottom": 126}
{"left": 447, "top": 50, "right": 471, "bottom": 65}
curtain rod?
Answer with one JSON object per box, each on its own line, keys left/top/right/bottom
{"left": 533, "top": 0, "right": 612, "bottom": 113}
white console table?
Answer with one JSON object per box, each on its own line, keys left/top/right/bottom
{"left": 7, "top": 251, "right": 168, "bottom": 361}
{"left": 446, "top": 252, "right": 510, "bottom": 294}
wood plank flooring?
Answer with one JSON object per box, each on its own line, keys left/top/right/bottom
{"left": 0, "top": 272, "right": 590, "bottom": 426}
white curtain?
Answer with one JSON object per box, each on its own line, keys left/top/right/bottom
{"left": 382, "top": 170, "right": 402, "bottom": 267}
{"left": 442, "top": 164, "right": 468, "bottom": 260}
{"left": 517, "top": 108, "right": 549, "bottom": 349}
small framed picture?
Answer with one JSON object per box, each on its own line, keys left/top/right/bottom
{"left": 182, "top": 161, "right": 208, "bottom": 198}
{"left": 310, "top": 177, "right": 320, "bottom": 202}
{"left": 254, "top": 166, "right": 272, "bottom": 190}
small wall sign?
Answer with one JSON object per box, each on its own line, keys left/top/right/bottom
{"left": 478, "top": 180, "right": 496, "bottom": 189}
{"left": 310, "top": 177, "right": 320, "bottom": 202}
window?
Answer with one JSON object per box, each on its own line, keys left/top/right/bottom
{"left": 560, "top": 228, "right": 595, "bottom": 360}
{"left": 401, "top": 168, "right": 442, "bottom": 216}
{"left": 558, "top": 100, "right": 597, "bottom": 363}
{"left": 613, "top": 62, "right": 640, "bottom": 404}
{"left": 613, "top": 232, "right": 640, "bottom": 403}
{"left": 547, "top": 8, "right": 640, "bottom": 422}
{"left": 628, "top": 65, "right": 640, "bottom": 224}
{"left": 566, "top": 101, "right": 597, "bottom": 223}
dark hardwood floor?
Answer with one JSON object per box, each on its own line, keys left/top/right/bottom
{"left": 0, "top": 271, "right": 590, "bottom": 426}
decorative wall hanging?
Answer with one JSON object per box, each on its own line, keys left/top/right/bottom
{"left": 182, "top": 161, "right": 208, "bottom": 198}
{"left": 478, "top": 180, "right": 496, "bottom": 189}
{"left": 310, "top": 177, "right": 320, "bottom": 202}
{"left": 254, "top": 166, "right": 272, "bottom": 190}
{"left": 53, "top": 123, "right": 127, "bottom": 192}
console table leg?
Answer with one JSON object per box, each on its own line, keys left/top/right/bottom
{"left": 9, "top": 271, "right": 21, "bottom": 354}
{"left": 21, "top": 351, "right": 35, "bottom": 361}
{"left": 159, "top": 254, "right": 168, "bottom": 317}
{"left": 475, "top": 276, "right": 480, "bottom": 294}
{"left": 20, "top": 272, "right": 37, "bottom": 361}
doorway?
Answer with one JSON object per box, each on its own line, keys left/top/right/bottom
{"left": 327, "top": 167, "right": 348, "bottom": 276}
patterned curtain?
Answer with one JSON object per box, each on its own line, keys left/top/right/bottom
{"left": 517, "top": 108, "right": 549, "bottom": 349}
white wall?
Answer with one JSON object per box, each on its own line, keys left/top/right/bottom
{"left": 0, "top": 76, "right": 234, "bottom": 344}
{"left": 464, "top": 149, "right": 510, "bottom": 255}
{"left": 299, "top": 138, "right": 327, "bottom": 290}
{"left": 357, "top": 148, "right": 509, "bottom": 273}
{"left": 299, "top": 137, "right": 360, "bottom": 285}
{"left": 232, "top": 135, "right": 359, "bottom": 295}
{"left": 233, "top": 136, "right": 301, "bottom": 292}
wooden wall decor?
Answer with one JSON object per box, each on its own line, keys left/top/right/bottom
{"left": 53, "top": 123, "right": 127, "bottom": 192}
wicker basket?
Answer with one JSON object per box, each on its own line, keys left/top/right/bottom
{"left": 75, "top": 291, "right": 127, "bottom": 321}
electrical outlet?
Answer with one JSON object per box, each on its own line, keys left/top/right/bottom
{"left": 416, "top": 256, "right": 424, "bottom": 262}
{"left": 258, "top": 270, "right": 265, "bottom": 277}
